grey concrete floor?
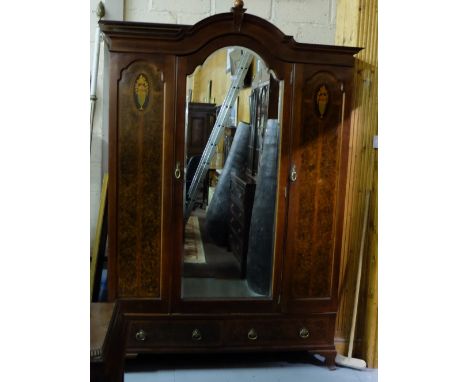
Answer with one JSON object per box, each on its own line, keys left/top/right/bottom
{"left": 124, "top": 352, "right": 377, "bottom": 382}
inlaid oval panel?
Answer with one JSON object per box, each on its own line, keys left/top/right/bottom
{"left": 117, "top": 60, "right": 164, "bottom": 298}
{"left": 292, "top": 71, "right": 343, "bottom": 299}
{"left": 315, "top": 84, "right": 329, "bottom": 118}
{"left": 134, "top": 73, "right": 150, "bottom": 111}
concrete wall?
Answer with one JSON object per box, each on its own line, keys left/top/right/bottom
{"left": 90, "top": 0, "right": 337, "bottom": 250}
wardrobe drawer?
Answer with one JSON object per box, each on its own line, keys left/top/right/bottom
{"left": 230, "top": 201, "right": 244, "bottom": 222}
{"left": 127, "top": 320, "right": 222, "bottom": 349}
{"left": 228, "top": 230, "right": 239, "bottom": 250}
{"left": 225, "top": 317, "right": 330, "bottom": 346}
{"left": 230, "top": 185, "right": 245, "bottom": 209}
{"left": 229, "top": 231, "right": 244, "bottom": 262}
{"left": 231, "top": 175, "right": 246, "bottom": 196}
{"left": 229, "top": 216, "right": 244, "bottom": 237}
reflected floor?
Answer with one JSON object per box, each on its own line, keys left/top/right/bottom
{"left": 184, "top": 208, "right": 243, "bottom": 279}
{"left": 182, "top": 277, "right": 265, "bottom": 298}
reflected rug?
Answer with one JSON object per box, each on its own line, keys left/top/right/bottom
{"left": 184, "top": 216, "right": 206, "bottom": 264}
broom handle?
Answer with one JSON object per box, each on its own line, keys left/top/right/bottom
{"left": 348, "top": 191, "right": 371, "bottom": 358}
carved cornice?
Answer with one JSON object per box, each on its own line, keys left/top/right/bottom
{"left": 100, "top": 11, "right": 361, "bottom": 67}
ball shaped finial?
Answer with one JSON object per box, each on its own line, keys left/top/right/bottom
{"left": 234, "top": 0, "right": 244, "bottom": 9}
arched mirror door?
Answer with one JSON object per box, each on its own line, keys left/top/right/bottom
{"left": 180, "top": 46, "right": 283, "bottom": 300}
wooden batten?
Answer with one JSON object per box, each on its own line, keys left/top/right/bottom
{"left": 364, "top": 151, "right": 378, "bottom": 366}
{"left": 334, "top": 0, "right": 378, "bottom": 368}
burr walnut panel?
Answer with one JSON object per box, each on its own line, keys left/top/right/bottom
{"left": 291, "top": 71, "right": 343, "bottom": 299}
{"left": 117, "top": 60, "right": 164, "bottom": 298}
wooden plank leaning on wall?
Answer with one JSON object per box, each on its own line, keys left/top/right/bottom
{"left": 334, "top": 0, "right": 378, "bottom": 368}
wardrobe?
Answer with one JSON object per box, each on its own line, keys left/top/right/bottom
{"left": 185, "top": 102, "right": 217, "bottom": 160}
{"left": 100, "top": 1, "right": 360, "bottom": 371}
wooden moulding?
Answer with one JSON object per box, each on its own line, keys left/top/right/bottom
{"left": 91, "top": 302, "right": 127, "bottom": 382}
{"left": 100, "top": 13, "right": 360, "bottom": 67}
{"left": 91, "top": 303, "right": 116, "bottom": 361}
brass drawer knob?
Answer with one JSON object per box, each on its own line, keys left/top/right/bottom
{"left": 135, "top": 329, "right": 147, "bottom": 342}
{"left": 192, "top": 328, "right": 202, "bottom": 341}
{"left": 247, "top": 328, "right": 258, "bottom": 341}
{"left": 299, "top": 327, "right": 310, "bottom": 339}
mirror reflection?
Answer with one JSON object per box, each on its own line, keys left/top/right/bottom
{"left": 182, "top": 47, "right": 282, "bottom": 299}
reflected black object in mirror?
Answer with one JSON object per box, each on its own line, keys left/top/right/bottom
{"left": 246, "top": 119, "right": 279, "bottom": 295}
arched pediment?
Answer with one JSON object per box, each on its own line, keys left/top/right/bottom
{"left": 100, "top": 6, "right": 360, "bottom": 67}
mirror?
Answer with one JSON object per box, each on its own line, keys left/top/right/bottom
{"left": 181, "top": 47, "right": 283, "bottom": 299}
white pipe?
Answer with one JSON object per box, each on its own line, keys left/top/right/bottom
{"left": 90, "top": 25, "right": 101, "bottom": 101}
{"left": 90, "top": 2, "right": 105, "bottom": 149}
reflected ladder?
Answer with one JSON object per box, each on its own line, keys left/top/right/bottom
{"left": 184, "top": 51, "right": 253, "bottom": 222}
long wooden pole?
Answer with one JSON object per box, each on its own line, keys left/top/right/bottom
{"left": 348, "top": 191, "right": 371, "bottom": 357}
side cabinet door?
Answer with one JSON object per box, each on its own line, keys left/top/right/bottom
{"left": 282, "top": 64, "right": 353, "bottom": 314}
{"left": 108, "top": 54, "right": 175, "bottom": 309}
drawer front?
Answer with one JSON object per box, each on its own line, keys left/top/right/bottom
{"left": 230, "top": 180, "right": 256, "bottom": 210}
{"left": 230, "top": 216, "right": 244, "bottom": 237}
{"left": 229, "top": 231, "right": 244, "bottom": 263}
{"left": 230, "top": 201, "right": 244, "bottom": 222}
{"left": 127, "top": 320, "right": 222, "bottom": 349}
{"left": 230, "top": 188, "right": 245, "bottom": 210}
{"left": 225, "top": 317, "right": 331, "bottom": 346}
{"left": 231, "top": 174, "right": 246, "bottom": 195}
